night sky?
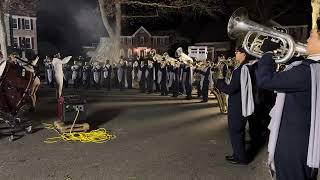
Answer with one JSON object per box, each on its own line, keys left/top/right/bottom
{"left": 37, "top": 0, "right": 312, "bottom": 57}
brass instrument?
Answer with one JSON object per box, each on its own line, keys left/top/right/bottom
{"left": 163, "top": 52, "right": 178, "bottom": 66}
{"left": 227, "top": 7, "right": 307, "bottom": 64}
{"left": 175, "top": 47, "right": 193, "bottom": 64}
{"left": 210, "top": 57, "right": 238, "bottom": 114}
{"left": 212, "top": 86, "right": 228, "bottom": 114}
{"left": 150, "top": 49, "right": 163, "bottom": 63}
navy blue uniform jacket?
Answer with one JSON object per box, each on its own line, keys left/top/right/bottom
{"left": 256, "top": 53, "right": 315, "bottom": 180}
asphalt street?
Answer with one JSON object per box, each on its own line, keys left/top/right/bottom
{"left": 0, "top": 87, "right": 273, "bottom": 180}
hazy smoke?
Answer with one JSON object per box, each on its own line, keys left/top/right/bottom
{"left": 38, "top": 0, "right": 106, "bottom": 56}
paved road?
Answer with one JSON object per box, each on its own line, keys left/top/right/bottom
{"left": 0, "top": 88, "right": 272, "bottom": 180}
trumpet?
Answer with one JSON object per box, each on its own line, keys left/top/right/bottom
{"left": 227, "top": 7, "right": 307, "bottom": 64}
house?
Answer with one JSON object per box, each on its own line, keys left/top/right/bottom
{"left": 88, "top": 26, "right": 171, "bottom": 62}
{"left": 3, "top": 2, "right": 38, "bottom": 55}
{"left": 119, "top": 26, "right": 170, "bottom": 58}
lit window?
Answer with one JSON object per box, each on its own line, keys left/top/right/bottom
{"left": 128, "top": 49, "right": 132, "bottom": 57}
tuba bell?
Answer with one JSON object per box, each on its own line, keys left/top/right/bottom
{"left": 175, "top": 47, "right": 193, "bottom": 64}
{"left": 150, "top": 49, "right": 163, "bottom": 62}
{"left": 227, "top": 7, "right": 307, "bottom": 64}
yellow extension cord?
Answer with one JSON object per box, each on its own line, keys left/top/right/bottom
{"left": 42, "top": 110, "right": 116, "bottom": 144}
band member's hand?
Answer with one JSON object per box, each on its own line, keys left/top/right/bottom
{"left": 260, "top": 37, "right": 281, "bottom": 53}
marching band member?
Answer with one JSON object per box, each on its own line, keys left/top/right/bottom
{"left": 193, "top": 61, "right": 203, "bottom": 98}
{"left": 44, "top": 56, "right": 54, "bottom": 87}
{"left": 179, "top": 61, "right": 186, "bottom": 95}
{"left": 127, "top": 61, "right": 133, "bottom": 89}
{"left": 154, "top": 59, "right": 161, "bottom": 92}
{"left": 62, "top": 63, "right": 70, "bottom": 88}
{"left": 117, "top": 59, "right": 127, "bottom": 91}
{"left": 184, "top": 60, "right": 194, "bottom": 100}
{"left": 159, "top": 59, "right": 169, "bottom": 96}
{"left": 256, "top": 29, "right": 320, "bottom": 180}
{"left": 113, "top": 63, "right": 119, "bottom": 89}
{"left": 172, "top": 60, "right": 180, "bottom": 97}
{"left": 82, "top": 62, "right": 91, "bottom": 89}
{"left": 71, "top": 60, "right": 80, "bottom": 88}
{"left": 103, "top": 60, "right": 112, "bottom": 90}
{"left": 216, "top": 47, "right": 250, "bottom": 165}
{"left": 132, "top": 60, "right": 140, "bottom": 89}
{"left": 51, "top": 53, "right": 72, "bottom": 99}
{"left": 199, "top": 60, "right": 213, "bottom": 102}
{"left": 92, "top": 62, "right": 102, "bottom": 89}
{"left": 167, "top": 60, "right": 174, "bottom": 95}
{"left": 138, "top": 60, "right": 147, "bottom": 93}
{"left": 146, "top": 59, "right": 155, "bottom": 94}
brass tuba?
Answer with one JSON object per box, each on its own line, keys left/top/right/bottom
{"left": 227, "top": 7, "right": 307, "bottom": 64}
{"left": 150, "top": 49, "right": 163, "bottom": 62}
{"left": 175, "top": 47, "right": 193, "bottom": 64}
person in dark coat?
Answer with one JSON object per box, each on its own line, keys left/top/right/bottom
{"left": 243, "top": 60, "right": 274, "bottom": 158}
{"left": 179, "top": 63, "right": 186, "bottom": 95}
{"left": 256, "top": 30, "right": 320, "bottom": 180}
{"left": 200, "top": 61, "right": 211, "bottom": 102}
{"left": 63, "top": 63, "right": 70, "bottom": 88}
{"left": 82, "top": 62, "right": 91, "bottom": 89}
{"left": 146, "top": 60, "right": 155, "bottom": 94}
{"left": 103, "top": 60, "right": 112, "bottom": 90}
{"left": 139, "top": 60, "right": 147, "bottom": 93}
{"left": 216, "top": 48, "right": 249, "bottom": 165}
{"left": 154, "top": 60, "right": 161, "bottom": 92}
{"left": 184, "top": 61, "right": 193, "bottom": 100}
{"left": 160, "top": 61, "right": 168, "bottom": 96}
{"left": 172, "top": 62, "right": 180, "bottom": 97}
{"left": 113, "top": 63, "right": 119, "bottom": 89}
{"left": 127, "top": 61, "right": 133, "bottom": 89}
{"left": 117, "top": 60, "right": 127, "bottom": 91}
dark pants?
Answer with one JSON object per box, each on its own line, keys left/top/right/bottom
{"left": 119, "top": 79, "right": 125, "bottom": 91}
{"left": 127, "top": 77, "right": 132, "bottom": 89}
{"left": 104, "top": 78, "right": 111, "bottom": 90}
{"left": 83, "top": 79, "right": 90, "bottom": 89}
{"left": 93, "top": 80, "right": 100, "bottom": 89}
{"left": 147, "top": 78, "right": 154, "bottom": 93}
{"left": 139, "top": 78, "right": 146, "bottom": 92}
{"left": 161, "top": 82, "right": 168, "bottom": 95}
{"left": 202, "top": 81, "right": 209, "bottom": 101}
{"left": 172, "top": 80, "right": 179, "bottom": 97}
{"left": 74, "top": 78, "right": 81, "bottom": 88}
{"left": 228, "top": 112, "right": 248, "bottom": 162}
{"left": 197, "top": 81, "right": 201, "bottom": 97}
{"left": 185, "top": 82, "right": 192, "bottom": 99}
